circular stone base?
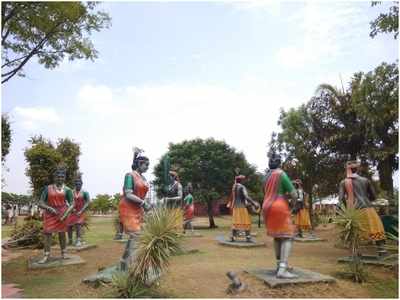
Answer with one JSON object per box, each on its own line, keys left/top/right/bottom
{"left": 216, "top": 235, "right": 265, "bottom": 248}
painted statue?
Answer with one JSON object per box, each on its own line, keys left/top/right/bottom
{"left": 119, "top": 149, "right": 152, "bottom": 271}
{"left": 262, "top": 153, "right": 299, "bottom": 279}
{"left": 67, "top": 172, "right": 90, "bottom": 247}
{"left": 227, "top": 175, "right": 260, "bottom": 242}
{"left": 164, "top": 171, "right": 183, "bottom": 229}
{"left": 183, "top": 183, "right": 195, "bottom": 234}
{"left": 338, "top": 160, "right": 387, "bottom": 256}
{"left": 292, "top": 179, "right": 313, "bottom": 238}
{"left": 37, "top": 165, "right": 74, "bottom": 263}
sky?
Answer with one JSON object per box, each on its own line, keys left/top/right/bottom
{"left": 1, "top": 0, "right": 398, "bottom": 196}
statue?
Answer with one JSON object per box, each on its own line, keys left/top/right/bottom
{"left": 164, "top": 171, "right": 183, "bottom": 229}
{"left": 292, "top": 179, "right": 313, "bottom": 238}
{"left": 262, "top": 153, "right": 299, "bottom": 278}
{"left": 37, "top": 164, "right": 74, "bottom": 263}
{"left": 119, "top": 148, "right": 152, "bottom": 271}
{"left": 338, "top": 160, "right": 387, "bottom": 256}
{"left": 183, "top": 183, "right": 195, "bottom": 234}
{"left": 67, "top": 172, "right": 90, "bottom": 247}
{"left": 227, "top": 175, "right": 260, "bottom": 242}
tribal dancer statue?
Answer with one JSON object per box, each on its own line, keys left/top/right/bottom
{"left": 262, "top": 153, "right": 299, "bottom": 278}
{"left": 183, "top": 183, "right": 195, "bottom": 234}
{"left": 338, "top": 160, "right": 387, "bottom": 256}
{"left": 292, "top": 179, "right": 313, "bottom": 238}
{"left": 164, "top": 171, "right": 183, "bottom": 229}
{"left": 67, "top": 172, "right": 90, "bottom": 247}
{"left": 119, "top": 148, "right": 152, "bottom": 271}
{"left": 38, "top": 164, "right": 74, "bottom": 263}
{"left": 227, "top": 174, "right": 260, "bottom": 242}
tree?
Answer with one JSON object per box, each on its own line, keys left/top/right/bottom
{"left": 89, "top": 194, "right": 113, "bottom": 215}
{"left": 370, "top": 1, "right": 399, "bottom": 39}
{"left": 1, "top": 114, "right": 11, "bottom": 162}
{"left": 1, "top": 2, "right": 111, "bottom": 83}
{"left": 153, "top": 138, "right": 262, "bottom": 228}
{"left": 351, "top": 62, "right": 399, "bottom": 197}
{"left": 24, "top": 135, "right": 81, "bottom": 199}
{"left": 270, "top": 106, "right": 345, "bottom": 226}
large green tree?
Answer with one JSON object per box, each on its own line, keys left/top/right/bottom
{"left": 153, "top": 138, "right": 262, "bottom": 228}
{"left": 1, "top": 114, "right": 11, "bottom": 162}
{"left": 351, "top": 62, "right": 399, "bottom": 196}
{"left": 89, "top": 194, "right": 113, "bottom": 214}
{"left": 370, "top": 1, "right": 399, "bottom": 39}
{"left": 24, "top": 135, "right": 81, "bottom": 199}
{"left": 1, "top": 1, "right": 111, "bottom": 83}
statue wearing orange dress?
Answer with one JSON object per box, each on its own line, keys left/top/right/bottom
{"left": 338, "top": 160, "right": 387, "bottom": 256}
{"left": 292, "top": 179, "right": 313, "bottom": 238}
{"left": 262, "top": 153, "right": 299, "bottom": 279}
{"left": 119, "top": 148, "right": 152, "bottom": 271}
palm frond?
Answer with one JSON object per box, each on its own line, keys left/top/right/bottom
{"left": 315, "top": 83, "right": 342, "bottom": 98}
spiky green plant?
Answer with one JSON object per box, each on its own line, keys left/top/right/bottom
{"left": 129, "top": 207, "right": 183, "bottom": 285}
{"left": 111, "top": 271, "right": 148, "bottom": 298}
{"left": 334, "top": 203, "right": 368, "bottom": 283}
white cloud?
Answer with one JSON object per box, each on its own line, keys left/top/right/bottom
{"left": 276, "top": 1, "right": 369, "bottom": 68}
{"left": 13, "top": 106, "right": 61, "bottom": 130}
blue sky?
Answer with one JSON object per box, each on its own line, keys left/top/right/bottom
{"left": 2, "top": 1, "right": 398, "bottom": 196}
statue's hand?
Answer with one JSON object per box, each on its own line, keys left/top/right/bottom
{"left": 76, "top": 210, "right": 82, "bottom": 216}
{"left": 47, "top": 207, "right": 58, "bottom": 215}
{"left": 142, "top": 201, "right": 152, "bottom": 212}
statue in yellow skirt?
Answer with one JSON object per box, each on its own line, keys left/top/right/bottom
{"left": 338, "top": 160, "right": 387, "bottom": 256}
{"left": 226, "top": 175, "right": 260, "bottom": 242}
{"left": 292, "top": 179, "right": 313, "bottom": 238}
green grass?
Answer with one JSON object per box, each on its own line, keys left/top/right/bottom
{"left": 368, "top": 275, "right": 398, "bottom": 298}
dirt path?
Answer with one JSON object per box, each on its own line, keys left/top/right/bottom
{"left": 1, "top": 218, "right": 397, "bottom": 298}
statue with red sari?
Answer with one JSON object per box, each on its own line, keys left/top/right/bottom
{"left": 262, "top": 153, "right": 299, "bottom": 279}
{"left": 37, "top": 164, "right": 74, "bottom": 264}
{"left": 67, "top": 172, "right": 90, "bottom": 247}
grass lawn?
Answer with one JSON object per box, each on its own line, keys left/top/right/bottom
{"left": 2, "top": 214, "right": 398, "bottom": 298}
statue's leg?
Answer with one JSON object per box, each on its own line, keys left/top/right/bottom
{"left": 245, "top": 230, "right": 251, "bottom": 242}
{"left": 114, "top": 223, "right": 124, "bottom": 240}
{"left": 189, "top": 220, "right": 194, "bottom": 233}
{"left": 59, "top": 232, "right": 67, "bottom": 259}
{"left": 273, "top": 238, "right": 281, "bottom": 272}
{"left": 230, "top": 229, "right": 237, "bottom": 242}
{"left": 376, "top": 239, "right": 388, "bottom": 257}
{"left": 277, "top": 238, "right": 298, "bottom": 279}
{"left": 297, "top": 228, "right": 303, "bottom": 238}
{"left": 67, "top": 226, "right": 73, "bottom": 245}
{"left": 120, "top": 232, "right": 137, "bottom": 271}
{"left": 37, "top": 233, "right": 52, "bottom": 264}
{"left": 75, "top": 224, "right": 82, "bottom": 247}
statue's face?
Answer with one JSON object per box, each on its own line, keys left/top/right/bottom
{"left": 138, "top": 160, "right": 149, "bottom": 173}
{"left": 55, "top": 173, "right": 66, "bottom": 185}
{"left": 169, "top": 174, "right": 175, "bottom": 182}
{"left": 75, "top": 180, "right": 83, "bottom": 190}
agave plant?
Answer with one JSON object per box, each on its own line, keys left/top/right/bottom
{"left": 334, "top": 203, "right": 368, "bottom": 283}
{"left": 129, "top": 207, "right": 183, "bottom": 284}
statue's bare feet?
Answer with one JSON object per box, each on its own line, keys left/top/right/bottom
{"left": 37, "top": 254, "right": 50, "bottom": 264}
{"left": 75, "top": 240, "right": 82, "bottom": 247}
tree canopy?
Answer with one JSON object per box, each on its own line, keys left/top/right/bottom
{"left": 1, "top": 1, "right": 111, "bottom": 83}
{"left": 370, "top": 1, "right": 399, "bottom": 39}
{"left": 24, "top": 135, "right": 81, "bottom": 199}
{"left": 1, "top": 114, "right": 12, "bottom": 162}
{"left": 271, "top": 61, "right": 398, "bottom": 202}
{"left": 153, "top": 138, "right": 263, "bottom": 228}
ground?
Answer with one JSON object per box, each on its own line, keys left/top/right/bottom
{"left": 2, "top": 215, "right": 398, "bottom": 298}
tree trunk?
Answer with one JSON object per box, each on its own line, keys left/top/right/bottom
{"left": 377, "top": 155, "right": 394, "bottom": 199}
{"left": 206, "top": 198, "right": 217, "bottom": 228}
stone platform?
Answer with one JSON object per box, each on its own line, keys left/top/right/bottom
{"left": 52, "top": 243, "right": 97, "bottom": 252}
{"left": 337, "top": 254, "right": 398, "bottom": 267}
{"left": 28, "top": 254, "right": 85, "bottom": 270}
{"left": 216, "top": 235, "right": 265, "bottom": 248}
{"left": 113, "top": 239, "right": 128, "bottom": 243}
{"left": 83, "top": 264, "right": 160, "bottom": 287}
{"left": 245, "top": 267, "right": 336, "bottom": 288}
{"left": 182, "top": 232, "right": 203, "bottom": 238}
{"left": 294, "top": 235, "right": 325, "bottom": 243}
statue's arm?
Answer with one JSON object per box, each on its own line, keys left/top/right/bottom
{"left": 338, "top": 180, "right": 346, "bottom": 204}
{"left": 242, "top": 185, "right": 259, "bottom": 208}
{"left": 38, "top": 187, "right": 57, "bottom": 214}
{"left": 61, "top": 189, "right": 75, "bottom": 220}
{"left": 367, "top": 180, "right": 377, "bottom": 202}
{"left": 124, "top": 173, "right": 145, "bottom": 206}
{"left": 78, "top": 191, "right": 91, "bottom": 215}
{"left": 165, "top": 183, "right": 183, "bottom": 204}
